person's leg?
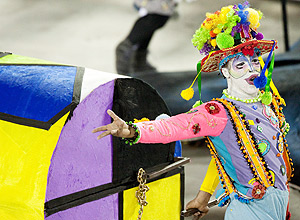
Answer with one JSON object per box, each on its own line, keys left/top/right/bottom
{"left": 128, "top": 14, "right": 169, "bottom": 49}
{"left": 116, "top": 14, "right": 169, "bottom": 75}
{"left": 225, "top": 188, "right": 289, "bottom": 220}
{"left": 131, "top": 14, "right": 169, "bottom": 72}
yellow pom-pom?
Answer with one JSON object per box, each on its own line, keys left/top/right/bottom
{"left": 211, "top": 39, "right": 217, "bottom": 47}
{"left": 134, "top": 117, "right": 150, "bottom": 123}
{"left": 204, "top": 22, "right": 213, "bottom": 30}
{"left": 220, "top": 14, "right": 227, "bottom": 24}
{"left": 245, "top": 8, "right": 260, "bottom": 29}
{"left": 213, "top": 28, "right": 222, "bottom": 34}
{"left": 220, "top": 6, "right": 231, "bottom": 15}
{"left": 181, "top": 87, "right": 194, "bottom": 101}
{"left": 206, "top": 12, "right": 213, "bottom": 18}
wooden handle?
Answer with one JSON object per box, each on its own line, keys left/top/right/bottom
{"left": 180, "top": 199, "right": 218, "bottom": 217}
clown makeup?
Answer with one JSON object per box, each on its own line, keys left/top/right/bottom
{"left": 229, "top": 53, "right": 261, "bottom": 79}
{"left": 221, "top": 53, "right": 262, "bottom": 99}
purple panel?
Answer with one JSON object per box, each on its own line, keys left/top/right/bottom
{"left": 46, "top": 80, "right": 115, "bottom": 202}
{"left": 45, "top": 194, "right": 118, "bottom": 220}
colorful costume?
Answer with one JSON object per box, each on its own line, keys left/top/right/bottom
{"left": 132, "top": 93, "right": 292, "bottom": 219}
{"left": 125, "top": 2, "right": 293, "bottom": 219}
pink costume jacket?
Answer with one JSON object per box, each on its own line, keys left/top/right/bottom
{"left": 134, "top": 101, "right": 228, "bottom": 144}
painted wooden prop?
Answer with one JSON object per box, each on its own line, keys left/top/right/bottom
{"left": 0, "top": 53, "right": 185, "bottom": 220}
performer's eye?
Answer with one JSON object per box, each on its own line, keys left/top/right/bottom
{"left": 236, "top": 62, "right": 245, "bottom": 69}
{"left": 252, "top": 58, "right": 259, "bottom": 65}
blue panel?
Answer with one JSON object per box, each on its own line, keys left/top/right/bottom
{"left": 0, "top": 65, "right": 77, "bottom": 122}
{"left": 209, "top": 136, "right": 249, "bottom": 195}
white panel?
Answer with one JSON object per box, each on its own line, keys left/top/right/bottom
{"left": 80, "top": 68, "right": 129, "bottom": 102}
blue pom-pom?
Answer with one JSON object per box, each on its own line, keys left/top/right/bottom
{"left": 218, "top": 196, "right": 230, "bottom": 207}
{"left": 238, "top": 3, "right": 248, "bottom": 10}
{"left": 238, "top": 11, "right": 248, "bottom": 24}
{"left": 253, "top": 74, "right": 267, "bottom": 89}
{"left": 235, "top": 196, "right": 251, "bottom": 204}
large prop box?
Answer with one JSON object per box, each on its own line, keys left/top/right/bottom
{"left": 0, "top": 52, "right": 187, "bottom": 220}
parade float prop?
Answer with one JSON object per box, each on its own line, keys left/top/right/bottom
{"left": 0, "top": 52, "right": 187, "bottom": 220}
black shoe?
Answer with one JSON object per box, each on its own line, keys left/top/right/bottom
{"left": 132, "top": 49, "right": 157, "bottom": 73}
{"left": 115, "top": 39, "right": 137, "bottom": 75}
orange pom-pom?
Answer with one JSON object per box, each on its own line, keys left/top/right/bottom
{"left": 210, "top": 30, "right": 216, "bottom": 38}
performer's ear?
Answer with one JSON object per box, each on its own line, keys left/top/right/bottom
{"left": 221, "top": 67, "right": 230, "bottom": 79}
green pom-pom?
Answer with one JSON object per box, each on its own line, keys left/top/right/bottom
{"left": 216, "top": 33, "right": 234, "bottom": 49}
{"left": 261, "top": 91, "right": 272, "bottom": 105}
{"left": 192, "top": 27, "right": 210, "bottom": 50}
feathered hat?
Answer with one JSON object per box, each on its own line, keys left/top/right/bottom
{"left": 181, "top": 1, "right": 284, "bottom": 106}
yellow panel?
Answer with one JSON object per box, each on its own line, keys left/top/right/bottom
{"left": 0, "top": 113, "right": 69, "bottom": 220}
{"left": 0, "top": 54, "right": 61, "bottom": 65}
{"left": 123, "top": 173, "right": 181, "bottom": 220}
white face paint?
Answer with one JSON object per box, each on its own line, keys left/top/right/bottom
{"left": 221, "top": 53, "right": 261, "bottom": 99}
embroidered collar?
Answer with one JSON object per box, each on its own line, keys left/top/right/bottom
{"left": 222, "top": 89, "right": 262, "bottom": 103}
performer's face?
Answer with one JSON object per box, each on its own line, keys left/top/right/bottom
{"left": 223, "top": 53, "right": 261, "bottom": 96}
{"left": 229, "top": 54, "right": 261, "bottom": 79}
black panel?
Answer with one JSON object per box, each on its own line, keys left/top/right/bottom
{"left": 112, "top": 78, "right": 175, "bottom": 183}
{"left": 180, "top": 167, "right": 185, "bottom": 220}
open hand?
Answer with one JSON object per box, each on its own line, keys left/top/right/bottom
{"left": 92, "top": 110, "right": 135, "bottom": 140}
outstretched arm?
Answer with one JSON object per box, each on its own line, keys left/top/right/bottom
{"left": 135, "top": 101, "right": 228, "bottom": 144}
{"left": 93, "top": 101, "right": 228, "bottom": 144}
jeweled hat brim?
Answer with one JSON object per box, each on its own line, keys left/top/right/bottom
{"left": 201, "top": 40, "right": 278, "bottom": 72}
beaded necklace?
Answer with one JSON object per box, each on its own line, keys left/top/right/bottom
{"left": 222, "top": 89, "right": 263, "bottom": 103}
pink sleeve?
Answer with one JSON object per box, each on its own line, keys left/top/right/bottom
{"left": 135, "top": 101, "right": 228, "bottom": 144}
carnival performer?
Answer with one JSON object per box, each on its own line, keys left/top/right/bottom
{"left": 93, "top": 2, "right": 293, "bottom": 220}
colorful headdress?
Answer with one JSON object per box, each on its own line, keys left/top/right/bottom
{"left": 192, "top": 1, "right": 278, "bottom": 72}
{"left": 181, "top": 1, "right": 284, "bottom": 106}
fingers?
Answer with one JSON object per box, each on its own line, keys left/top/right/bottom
{"left": 92, "top": 126, "right": 107, "bottom": 133}
{"left": 92, "top": 110, "right": 123, "bottom": 140}
{"left": 193, "top": 214, "right": 200, "bottom": 220}
{"left": 193, "top": 212, "right": 203, "bottom": 220}
{"left": 97, "top": 131, "right": 111, "bottom": 140}
{"left": 107, "top": 110, "right": 119, "bottom": 121}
